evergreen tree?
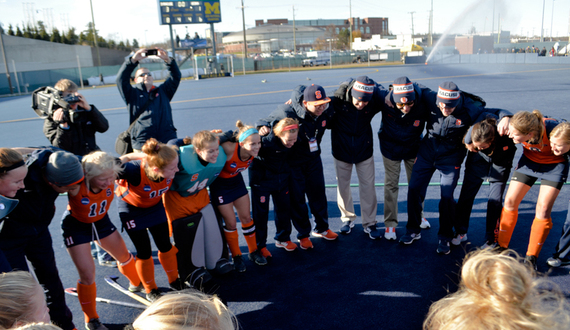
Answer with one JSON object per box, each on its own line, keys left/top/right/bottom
{"left": 132, "top": 38, "right": 139, "bottom": 49}
{"left": 37, "top": 21, "right": 49, "bottom": 41}
{"left": 50, "top": 28, "right": 62, "bottom": 43}
{"left": 66, "top": 27, "right": 78, "bottom": 44}
{"left": 118, "top": 41, "right": 126, "bottom": 51}
{"left": 8, "top": 24, "right": 15, "bottom": 36}
{"left": 126, "top": 39, "right": 131, "bottom": 49}
{"left": 23, "top": 24, "right": 32, "bottom": 38}
{"left": 16, "top": 26, "right": 23, "bottom": 37}
{"left": 61, "top": 33, "right": 68, "bottom": 44}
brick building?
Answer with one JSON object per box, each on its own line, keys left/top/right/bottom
{"left": 255, "top": 17, "right": 389, "bottom": 38}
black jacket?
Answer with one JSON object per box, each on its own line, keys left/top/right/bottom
{"left": 43, "top": 105, "right": 109, "bottom": 156}
{"left": 249, "top": 132, "right": 294, "bottom": 185}
{"left": 3, "top": 148, "right": 62, "bottom": 226}
{"left": 378, "top": 83, "right": 431, "bottom": 161}
{"left": 116, "top": 57, "right": 181, "bottom": 149}
{"left": 328, "top": 80, "right": 383, "bottom": 164}
{"left": 257, "top": 85, "right": 333, "bottom": 166}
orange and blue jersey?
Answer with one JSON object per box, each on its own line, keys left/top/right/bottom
{"left": 67, "top": 181, "right": 114, "bottom": 224}
{"left": 218, "top": 144, "right": 253, "bottom": 179}
{"left": 116, "top": 160, "right": 172, "bottom": 208}
{"left": 522, "top": 118, "right": 566, "bottom": 164}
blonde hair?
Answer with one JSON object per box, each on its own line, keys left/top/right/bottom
{"left": 132, "top": 290, "right": 238, "bottom": 330}
{"left": 13, "top": 323, "right": 61, "bottom": 330}
{"left": 81, "top": 151, "right": 122, "bottom": 189}
{"left": 54, "top": 79, "right": 78, "bottom": 93}
{"left": 423, "top": 249, "right": 570, "bottom": 330}
{"left": 141, "top": 138, "right": 178, "bottom": 180}
{"left": 510, "top": 110, "right": 544, "bottom": 145}
{"left": 273, "top": 118, "right": 300, "bottom": 137}
{"left": 0, "top": 148, "right": 24, "bottom": 179}
{"left": 550, "top": 122, "right": 570, "bottom": 145}
{"left": 190, "top": 131, "right": 219, "bottom": 151}
{"left": 0, "top": 271, "right": 46, "bottom": 329}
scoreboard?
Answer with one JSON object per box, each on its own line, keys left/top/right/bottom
{"left": 158, "top": 0, "right": 221, "bottom": 25}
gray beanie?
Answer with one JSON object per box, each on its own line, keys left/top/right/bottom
{"left": 45, "top": 151, "right": 84, "bottom": 186}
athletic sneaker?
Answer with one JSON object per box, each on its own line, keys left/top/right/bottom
{"left": 86, "top": 318, "right": 108, "bottom": 330}
{"left": 436, "top": 240, "right": 450, "bottom": 255}
{"left": 384, "top": 227, "right": 397, "bottom": 240}
{"left": 340, "top": 221, "right": 355, "bottom": 234}
{"left": 189, "top": 267, "right": 212, "bottom": 288}
{"left": 128, "top": 283, "right": 143, "bottom": 293}
{"left": 146, "top": 288, "right": 162, "bottom": 302}
{"left": 213, "top": 258, "right": 234, "bottom": 275}
{"left": 233, "top": 255, "right": 246, "bottom": 272}
{"left": 311, "top": 229, "right": 338, "bottom": 240}
{"left": 451, "top": 233, "right": 468, "bottom": 246}
{"left": 248, "top": 249, "right": 268, "bottom": 266}
{"left": 260, "top": 247, "right": 273, "bottom": 258}
{"left": 399, "top": 232, "right": 421, "bottom": 245}
{"left": 525, "top": 255, "right": 538, "bottom": 271}
{"left": 98, "top": 252, "right": 117, "bottom": 268}
{"left": 276, "top": 241, "right": 298, "bottom": 251}
{"left": 420, "top": 218, "right": 431, "bottom": 229}
{"left": 169, "top": 278, "right": 189, "bottom": 291}
{"left": 547, "top": 257, "right": 570, "bottom": 267}
{"left": 363, "top": 225, "right": 381, "bottom": 240}
{"left": 299, "top": 237, "right": 314, "bottom": 250}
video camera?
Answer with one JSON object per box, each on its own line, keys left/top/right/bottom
{"left": 31, "top": 86, "right": 84, "bottom": 123}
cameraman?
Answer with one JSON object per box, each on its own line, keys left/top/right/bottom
{"left": 43, "top": 79, "right": 109, "bottom": 156}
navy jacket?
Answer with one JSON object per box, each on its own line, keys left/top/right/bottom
{"left": 378, "top": 83, "right": 431, "bottom": 161}
{"left": 4, "top": 148, "right": 62, "bottom": 226}
{"left": 249, "top": 132, "right": 294, "bottom": 185}
{"left": 420, "top": 91, "right": 511, "bottom": 166}
{"left": 116, "top": 57, "right": 181, "bottom": 149}
{"left": 464, "top": 114, "right": 517, "bottom": 170}
{"left": 257, "top": 85, "right": 333, "bottom": 166}
{"left": 329, "top": 80, "right": 383, "bottom": 164}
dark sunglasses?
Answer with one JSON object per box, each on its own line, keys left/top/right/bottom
{"left": 396, "top": 101, "right": 414, "bottom": 108}
{"left": 138, "top": 72, "right": 151, "bottom": 78}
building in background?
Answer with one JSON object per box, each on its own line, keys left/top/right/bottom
{"left": 255, "top": 17, "right": 389, "bottom": 38}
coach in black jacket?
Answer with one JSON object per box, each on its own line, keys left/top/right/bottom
{"left": 329, "top": 76, "right": 383, "bottom": 239}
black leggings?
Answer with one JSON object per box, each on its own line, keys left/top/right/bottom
{"left": 126, "top": 222, "right": 172, "bottom": 260}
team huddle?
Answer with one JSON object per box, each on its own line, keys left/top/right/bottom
{"left": 0, "top": 47, "right": 570, "bottom": 330}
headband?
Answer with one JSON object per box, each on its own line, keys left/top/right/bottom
{"left": 0, "top": 160, "right": 25, "bottom": 173}
{"left": 283, "top": 124, "right": 299, "bottom": 131}
{"left": 238, "top": 128, "right": 259, "bottom": 143}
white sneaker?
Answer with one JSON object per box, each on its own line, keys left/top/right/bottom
{"left": 451, "top": 233, "right": 468, "bottom": 246}
{"left": 384, "top": 227, "right": 397, "bottom": 240}
{"left": 420, "top": 218, "right": 431, "bottom": 229}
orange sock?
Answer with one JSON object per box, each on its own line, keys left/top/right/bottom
{"left": 158, "top": 245, "right": 179, "bottom": 284}
{"left": 135, "top": 257, "right": 157, "bottom": 293}
{"left": 527, "top": 217, "right": 553, "bottom": 257}
{"left": 118, "top": 253, "right": 141, "bottom": 287}
{"left": 242, "top": 221, "right": 258, "bottom": 254}
{"left": 498, "top": 208, "right": 518, "bottom": 248}
{"left": 76, "top": 281, "right": 98, "bottom": 323}
{"left": 224, "top": 228, "right": 241, "bottom": 257}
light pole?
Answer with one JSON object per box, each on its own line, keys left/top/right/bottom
{"left": 327, "top": 39, "right": 332, "bottom": 69}
{"left": 550, "top": 0, "right": 555, "bottom": 41}
{"left": 540, "top": 0, "right": 545, "bottom": 42}
{"left": 240, "top": 0, "right": 247, "bottom": 75}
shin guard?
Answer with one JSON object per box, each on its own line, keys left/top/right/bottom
{"left": 527, "top": 217, "right": 553, "bottom": 257}
{"left": 498, "top": 208, "right": 518, "bottom": 248}
{"left": 135, "top": 257, "right": 157, "bottom": 293}
{"left": 242, "top": 221, "right": 258, "bottom": 254}
{"left": 76, "top": 281, "right": 98, "bottom": 322}
{"left": 118, "top": 253, "right": 141, "bottom": 287}
{"left": 158, "top": 245, "right": 179, "bottom": 284}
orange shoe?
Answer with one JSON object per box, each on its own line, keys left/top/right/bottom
{"left": 260, "top": 247, "right": 272, "bottom": 258}
{"left": 275, "top": 241, "right": 298, "bottom": 251}
{"left": 299, "top": 237, "right": 314, "bottom": 250}
{"left": 311, "top": 229, "right": 338, "bottom": 241}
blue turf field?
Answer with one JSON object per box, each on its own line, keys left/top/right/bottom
{"left": 1, "top": 62, "right": 569, "bottom": 329}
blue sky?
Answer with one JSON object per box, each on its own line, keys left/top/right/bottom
{"left": 1, "top": 0, "right": 568, "bottom": 45}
